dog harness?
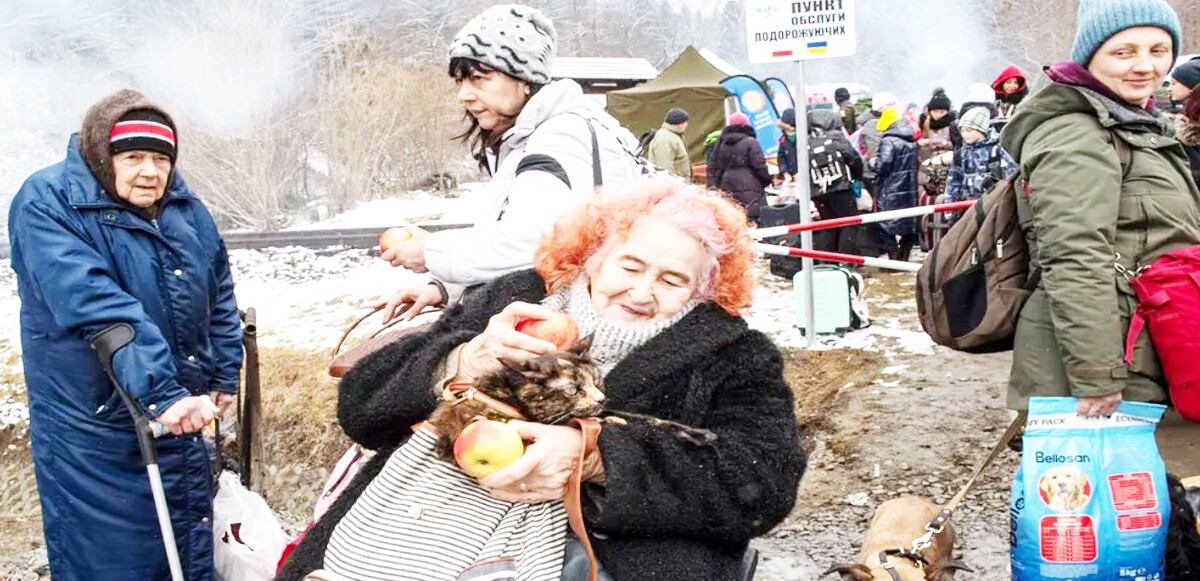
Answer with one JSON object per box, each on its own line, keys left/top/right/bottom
{"left": 876, "top": 548, "right": 930, "bottom": 581}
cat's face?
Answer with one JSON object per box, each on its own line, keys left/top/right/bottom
{"left": 489, "top": 336, "right": 605, "bottom": 424}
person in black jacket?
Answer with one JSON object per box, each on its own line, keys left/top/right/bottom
{"left": 807, "top": 109, "right": 864, "bottom": 256}
{"left": 776, "top": 108, "right": 800, "bottom": 179}
{"left": 871, "top": 108, "right": 920, "bottom": 261}
{"left": 1170, "top": 59, "right": 1200, "bottom": 185}
{"left": 709, "top": 112, "right": 773, "bottom": 222}
{"left": 276, "top": 178, "right": 804, "bottom": 581}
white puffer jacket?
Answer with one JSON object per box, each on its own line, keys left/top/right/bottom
{"left": 424, "top": 80, "right": 646, "bottom": 286}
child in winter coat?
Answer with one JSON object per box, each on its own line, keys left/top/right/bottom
{"left": 945, "top": 107, "right": 1017, "bottom": 202}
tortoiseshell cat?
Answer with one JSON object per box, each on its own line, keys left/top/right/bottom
{"left": 427, "top": 335, "right": 717, "bottom": 461}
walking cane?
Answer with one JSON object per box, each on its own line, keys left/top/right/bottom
{"left": 90, "top": 323, "right": 186, "bottom": 581}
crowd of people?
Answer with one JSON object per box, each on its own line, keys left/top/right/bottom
{"left": 6, "top": 0, "right": 1200, "bottom": 580}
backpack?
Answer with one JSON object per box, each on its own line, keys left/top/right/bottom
{"left": 1123, "top": 245, "right": 1200, "bottom": 422}
{"left": 916, "top": 135, "right": 1130, "bottom": 353}
{"left": 916, "top": 172, "right": 1032, "bottom": 352}
{"left": 808, "top": 132, "right": 851, "bottom": 197}
{"left": 636, "top": 128, "right": 657, "bottom": 158}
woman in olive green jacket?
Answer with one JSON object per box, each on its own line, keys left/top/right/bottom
{"left": 1000, "top": 0, "right": 1200, "bottom": 417}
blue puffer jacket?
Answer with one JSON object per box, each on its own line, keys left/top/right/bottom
{"left": 8, "top": 135, "right": 242, "bottom": 581}
{"left": 945, "top": 130, "right": 1018, "bottom": 202}
{"left": 873, "top": 122, "right": 920, "bottom": 235}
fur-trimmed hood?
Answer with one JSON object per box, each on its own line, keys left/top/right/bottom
{"left": 1176, "top": 113, "right": 1200, "bottom": 147}
{"left": 79, "top": 89, "right": 177, "bottom": 196}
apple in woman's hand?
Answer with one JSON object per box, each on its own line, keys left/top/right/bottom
{"left": 378, "top": 227, "right": 413, "bottom": 253}
{"left": 515, "top": 312, "right": 579, "bottom": 350}
{"left": 453, "top": 419, "right": 525, "bottom": 478}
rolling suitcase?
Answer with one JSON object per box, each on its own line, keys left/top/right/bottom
{"left": 794, "top": 266, "right": 869, "bottom": 336}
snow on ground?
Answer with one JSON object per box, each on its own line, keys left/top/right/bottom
{"left": 742, "top": 268, "right": 935, "bottom": 354}
{"left": 228, "top": 246, "right": 435, "bottom": 349}
{"left": 285, "top": 183, "right": 487, "bottom": 230}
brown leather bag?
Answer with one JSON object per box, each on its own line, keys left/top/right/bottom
{"left": 328, "top": 305, "right": 437, "bottom": 378}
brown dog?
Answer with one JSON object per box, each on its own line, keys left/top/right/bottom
{"left": 825, "top": 496, "right": 970, "bottom": 581}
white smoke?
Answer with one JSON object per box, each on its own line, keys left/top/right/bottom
{"left": 722, "top": 0, "right": 1006, "bottom": 110}
{"left": 0, "top": 0, "right": 365, "bottom": 201}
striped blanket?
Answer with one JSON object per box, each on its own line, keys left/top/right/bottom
{"left": 320, "top": 427, "right": 568, "bottom": 581}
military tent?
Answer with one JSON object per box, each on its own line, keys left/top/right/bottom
{"left": 607, "top": 46, "right": 733, "bottom": 164}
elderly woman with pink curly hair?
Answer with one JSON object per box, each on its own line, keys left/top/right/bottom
{"left": 278, "top": 177, "right": 804, "bottom": 581}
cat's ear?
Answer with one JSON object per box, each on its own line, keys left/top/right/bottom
{"left": 570, "top": 334, "right": 594, "bottom": 355}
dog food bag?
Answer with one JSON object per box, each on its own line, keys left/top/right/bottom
{"left": 1011, "top": 397, "right": 1169, "bottom": 581}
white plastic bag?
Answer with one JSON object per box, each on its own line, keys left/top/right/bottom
{"left": 213, "top": 470, "right": 291, "bottom": 581}
{"left": 856, "top": 188, "right": 873, "bottom": 212}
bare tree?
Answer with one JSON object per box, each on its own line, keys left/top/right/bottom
{"left": 986, "top": 0, "right": 1197, "bottom": 71}
{"left": 315, "top": 29, "right": 465, "bottom": 211}
{"left": 183, "top": 109, "right": 309, "bottom": 231}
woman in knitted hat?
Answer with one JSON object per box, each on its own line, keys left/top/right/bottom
{"left": 376, "top": 4, "right": 646, "bottom": 323}
{"left": 278, "top": 178, "right": 803, "bottom": 581}
{"left": 916, "top": 89, "right": 955, "bottom": 242}
{"left": 8, "top": 89, "right": 243, "bottom": 580}
{"left": 1169, "top": 58, "right": 1200, "bottom": 184}
{"left": 919, "top": 88, "right": 955, "bottom": 150}
{"left": 1001, "top": 0, "right": 1200, "bottom": 491}
{"left": 708, "top": 111, "right": 772, "bottom": 222}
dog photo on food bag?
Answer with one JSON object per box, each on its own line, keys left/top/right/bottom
{"left": 1012, "top": 398, "right": 1171, "bottom": 581}
{"left": 1039, "top": 467, "right": 1092, "bottom": 512}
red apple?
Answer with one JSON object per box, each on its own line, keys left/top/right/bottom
{"left": 378, "top": 227, "right": 413, "bottom": 253}
{"left": 515, "top": 312, "right": 579, "bottom": 350}
{"left": 453, "top": 419, "right": 525, "bottom": 478}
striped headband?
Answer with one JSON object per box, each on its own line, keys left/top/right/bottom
{"left": 109, "top": 110, "right": 177, "bottom": 159}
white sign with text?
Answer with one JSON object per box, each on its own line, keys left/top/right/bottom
{"left": 744, "top": 0, "right": 857, "bottom": 63}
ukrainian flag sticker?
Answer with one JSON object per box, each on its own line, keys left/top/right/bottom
{"left": 807, "top": 41, "right": 828, "bottom": 54}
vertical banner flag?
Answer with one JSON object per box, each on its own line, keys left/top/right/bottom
{"left": 763, "top": 78, "right": 795, "bottom": 115}
{"left": 721, "top": 75, "right": 783, "bottom": 158}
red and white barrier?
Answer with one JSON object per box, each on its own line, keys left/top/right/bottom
{"left": 751, "top": 199, "right": 977, "bottom": 239}
{"left": 754, "top": 243, "right": 922, "bottom": 272}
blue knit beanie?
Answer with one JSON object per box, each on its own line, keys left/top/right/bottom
{"left": 1070, "top": 0, "right": 1181, "bottom": 65}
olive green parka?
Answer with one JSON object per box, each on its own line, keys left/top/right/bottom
{"left": 1001, "top": 78, "right": 1200, "bottom": 409}
{"left": 646, "top": 122, "right": 692, "bottom": 178}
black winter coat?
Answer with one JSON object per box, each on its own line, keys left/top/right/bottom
{"left": 276, "top": 270, "right": 805, "bottom": 581}
{"left": 1177, "top": 114, "right": 1200, "bottom": 188}
{"left": 709, "top": 125, "right": 772, "bottom": 219}
{"left": 874, "top": 122, "right": 920, "bottom": 235}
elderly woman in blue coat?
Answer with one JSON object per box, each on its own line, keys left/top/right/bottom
{"left": 8, "top": 89, "right": 243, "bottom": 581}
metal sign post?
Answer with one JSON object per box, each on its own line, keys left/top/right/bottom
{"left": 745, "top": 0, "right": 856, "bottom": 347}
{"left": 793, "top": 63, "right": 816, "bottom": 346}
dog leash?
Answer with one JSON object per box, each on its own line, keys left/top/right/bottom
{"left": 567, "top": 418, "right": 602, "bottom": 581}
{"left": 909, "top": 410, "right": 1027, "bottom": 555}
